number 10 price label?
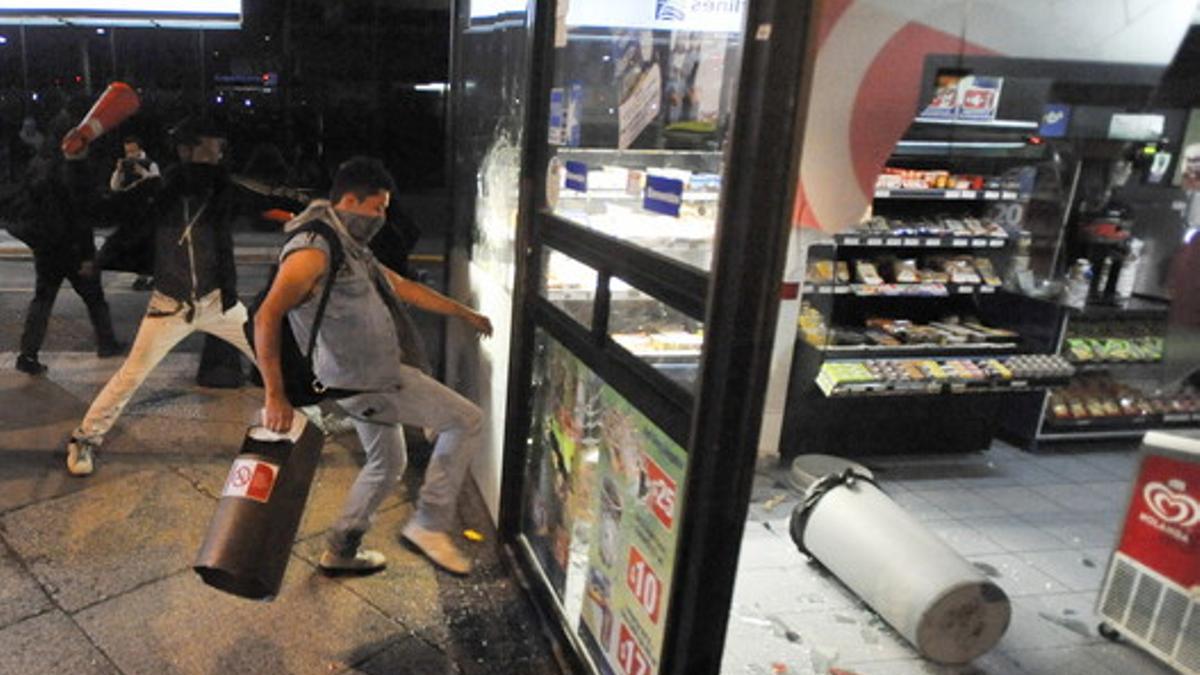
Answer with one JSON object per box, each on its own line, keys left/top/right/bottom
{"left": 627, "top": 546, "right": 663, "bottom": 624}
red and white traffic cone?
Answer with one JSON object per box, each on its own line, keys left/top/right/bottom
{"left": 60, "top": 82, "right": 141, "bottom": 158}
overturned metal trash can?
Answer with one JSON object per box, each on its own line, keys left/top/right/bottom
{"left": 194, "top": 415, "right": 323, "bottom": 600}
{"left": 788, "top": 455, "right": 1010, "bottom": 665}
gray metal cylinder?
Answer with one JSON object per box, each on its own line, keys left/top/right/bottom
{"left": 790, "top": 455, "right": 1011, "bottom": 664}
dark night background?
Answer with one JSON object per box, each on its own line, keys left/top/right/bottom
{"left": 0, "top": 0, "right": 452, "bottom": 214}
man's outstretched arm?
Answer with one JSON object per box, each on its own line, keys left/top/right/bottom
{"left": 255, "top": 248, "right": 325, "bottom": 431}
{"left": 381, "top": 266, "right": 493, "bottom": 337}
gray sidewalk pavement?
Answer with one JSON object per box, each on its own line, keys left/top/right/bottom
{"left": 0, "top": 351, "right": 561, "bottom": 675}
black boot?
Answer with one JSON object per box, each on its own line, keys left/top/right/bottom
{"left": 15, "top": 354, "right": 48, "bottom": 376}
{"left": 86, "top": 300, "right": 123, "bottom": 357}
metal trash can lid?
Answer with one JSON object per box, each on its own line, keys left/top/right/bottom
{"left": 788, "top": 455, "right": 876, "bottom": 555}
{"left": 788, "top": 454, "right": 873, "bottom": 492}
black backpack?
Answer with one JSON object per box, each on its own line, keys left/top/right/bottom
{"left": 245, "top": 220, "right": 352, "bottom": 406}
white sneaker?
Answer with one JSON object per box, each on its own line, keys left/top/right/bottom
{"left": 318, "top": 548, "right": 387, "bottom": 575}
{"left": 402, "top": 521, "right": 472, "bottom": 575}
{"left": 66, "top": 439, "right": 95, "bottom": 476}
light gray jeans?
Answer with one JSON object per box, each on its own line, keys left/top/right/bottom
{"left": 327, "top": 364, "right": 483, "bottom": 555}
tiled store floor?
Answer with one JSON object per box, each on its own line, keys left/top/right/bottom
{"left": 721, "top": 441, "right": 1176, "bottom": 675}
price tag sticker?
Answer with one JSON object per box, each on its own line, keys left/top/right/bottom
{"left": 952, "top": 238, "right": 969, "bottom": 247}
{"left": 885, "top": 238, "right": 902, "bottom": 246}
{"left": 874, "top": 190, "right": 890, "bottom": 198}
{"left": 842, "top": 236, "right": 860, "bottom": 245}
{"left": 981, "top": 286, "right": 997, "bottom": 294}
{"left": 984, "top": 190, "right": 1000, "bottom": 200}
{"left": 961, "top": 190, "right": 977, "bottom": 199}
{"left": 990, "top": 239, "right": 1005, "bottom": 248}
{"left": 971, "top": 238, "right": 987, "bottom": 247}
{"left": 867, "top": 238, "right": 884, "bottom": 246}
{"left": 1002, "top": 191, "right": 1018, "bottom": 200}
{"left": 903, "top": 238, "right": 920, "bottom": 246}
{"left": 617, "top": 623, "right": 651, "bottom": 675}
{"left": 946, "top": 190, "right": 962, "bottom": 199}
{"left": 957, "top": 285, "right": 975, "bottom": 294}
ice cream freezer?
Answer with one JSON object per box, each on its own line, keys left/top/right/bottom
{"left": 1096, "top": 429, "right": 1200, "bottom": 674}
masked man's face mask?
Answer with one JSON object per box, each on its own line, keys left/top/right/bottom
{"left": 335, "top": 190, "right": 390, "bottom": 244}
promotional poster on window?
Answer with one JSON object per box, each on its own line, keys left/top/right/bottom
{"left": 575, "top": 375, "right": 688, "bottom": 675}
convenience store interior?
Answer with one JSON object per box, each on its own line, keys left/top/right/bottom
{"left": 719, "top": 11, "right": 1200, "bottom": 675}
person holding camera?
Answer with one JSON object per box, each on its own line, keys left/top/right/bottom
{"left": 103, "top": 135, "right": 161, "bottom": 290}
{"left": 109, "top": 135, "right": 160, "bottom": 193}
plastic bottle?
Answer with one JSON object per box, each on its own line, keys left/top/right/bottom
{"left": 1114, "top": 238, "right": 1142, "bottom": 299}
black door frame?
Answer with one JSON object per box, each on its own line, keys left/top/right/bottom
{"left": 495, "top": 0, "right": 819, "bottom": 672}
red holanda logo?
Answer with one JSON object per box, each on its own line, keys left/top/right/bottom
{"left": 1139, "top": 479, "right": 1200, "bottom": 544}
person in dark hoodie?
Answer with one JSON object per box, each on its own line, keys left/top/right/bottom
{"left": 64, "top": 118, "right": 255, "bottom": 476}
{"left": 14, "top": 121, "right": 122, "bottom": 376}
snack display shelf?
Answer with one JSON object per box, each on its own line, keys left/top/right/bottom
{"left": 821, "top": 377, "right": 1071, "bottom": 398}
{"left": 810, "top": 342, "right": 1021, "bottom": 358}
{"left": 815, "top": 354, "right": 1075, "bottom": 398}
{"left": 873, "top": 188, "right": 1028, "bottom": 202}
{"left": 1070, "top": 360, "right": 1164, "bottom": 373}
{"left": 833, "top": 234, "right": 1008, "bottom": 249}
{"left": 803, "top": 283, "right": 1000, "bottom": 297}
{"left": 1040, "top": 415, "right": 1200, "bottom": 440}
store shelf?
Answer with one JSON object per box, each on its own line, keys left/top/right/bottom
{"left": 833, "top": 234, "right": 1009, "bottom": 249}
{"left": 873, "top": 188, "right": 1028, "bottom": 202}
{"left": 803, "top": 283, "right": 1001, "bottom": 297}
{"left": 1070, "top": 297, "right": 1170, "bottom": 320}
{"left": 912, "top": 116, "right": 1040, "bottom": 129}
{"left": 1070, "top": 360, "right": 1164, "bottom": 373}
{"left": 822, "top": 377, "right": 1071, "bottom": 398}
{"left": 1041, "top": 413, "right": 1200, "bottom": 439}
{"left": 810, "top": 342, "right": 1021, "bottom": 358}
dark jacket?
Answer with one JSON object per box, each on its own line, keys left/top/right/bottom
{"left": 7, "top": 153, "right": 95, "bottom": 262}
{"left": 151, "top": 165, "right": 239, "bottom": 311}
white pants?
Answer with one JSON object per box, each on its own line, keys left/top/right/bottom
{"left": 73, "top": 290, "right": 256, "bottom": 446}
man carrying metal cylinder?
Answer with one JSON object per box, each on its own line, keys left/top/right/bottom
{"left": 253, "top": 157, "right": 493, "bottom": 576}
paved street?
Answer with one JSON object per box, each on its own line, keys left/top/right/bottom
{"left": 0, "top": 256, "right": 562, "bottom": 675}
